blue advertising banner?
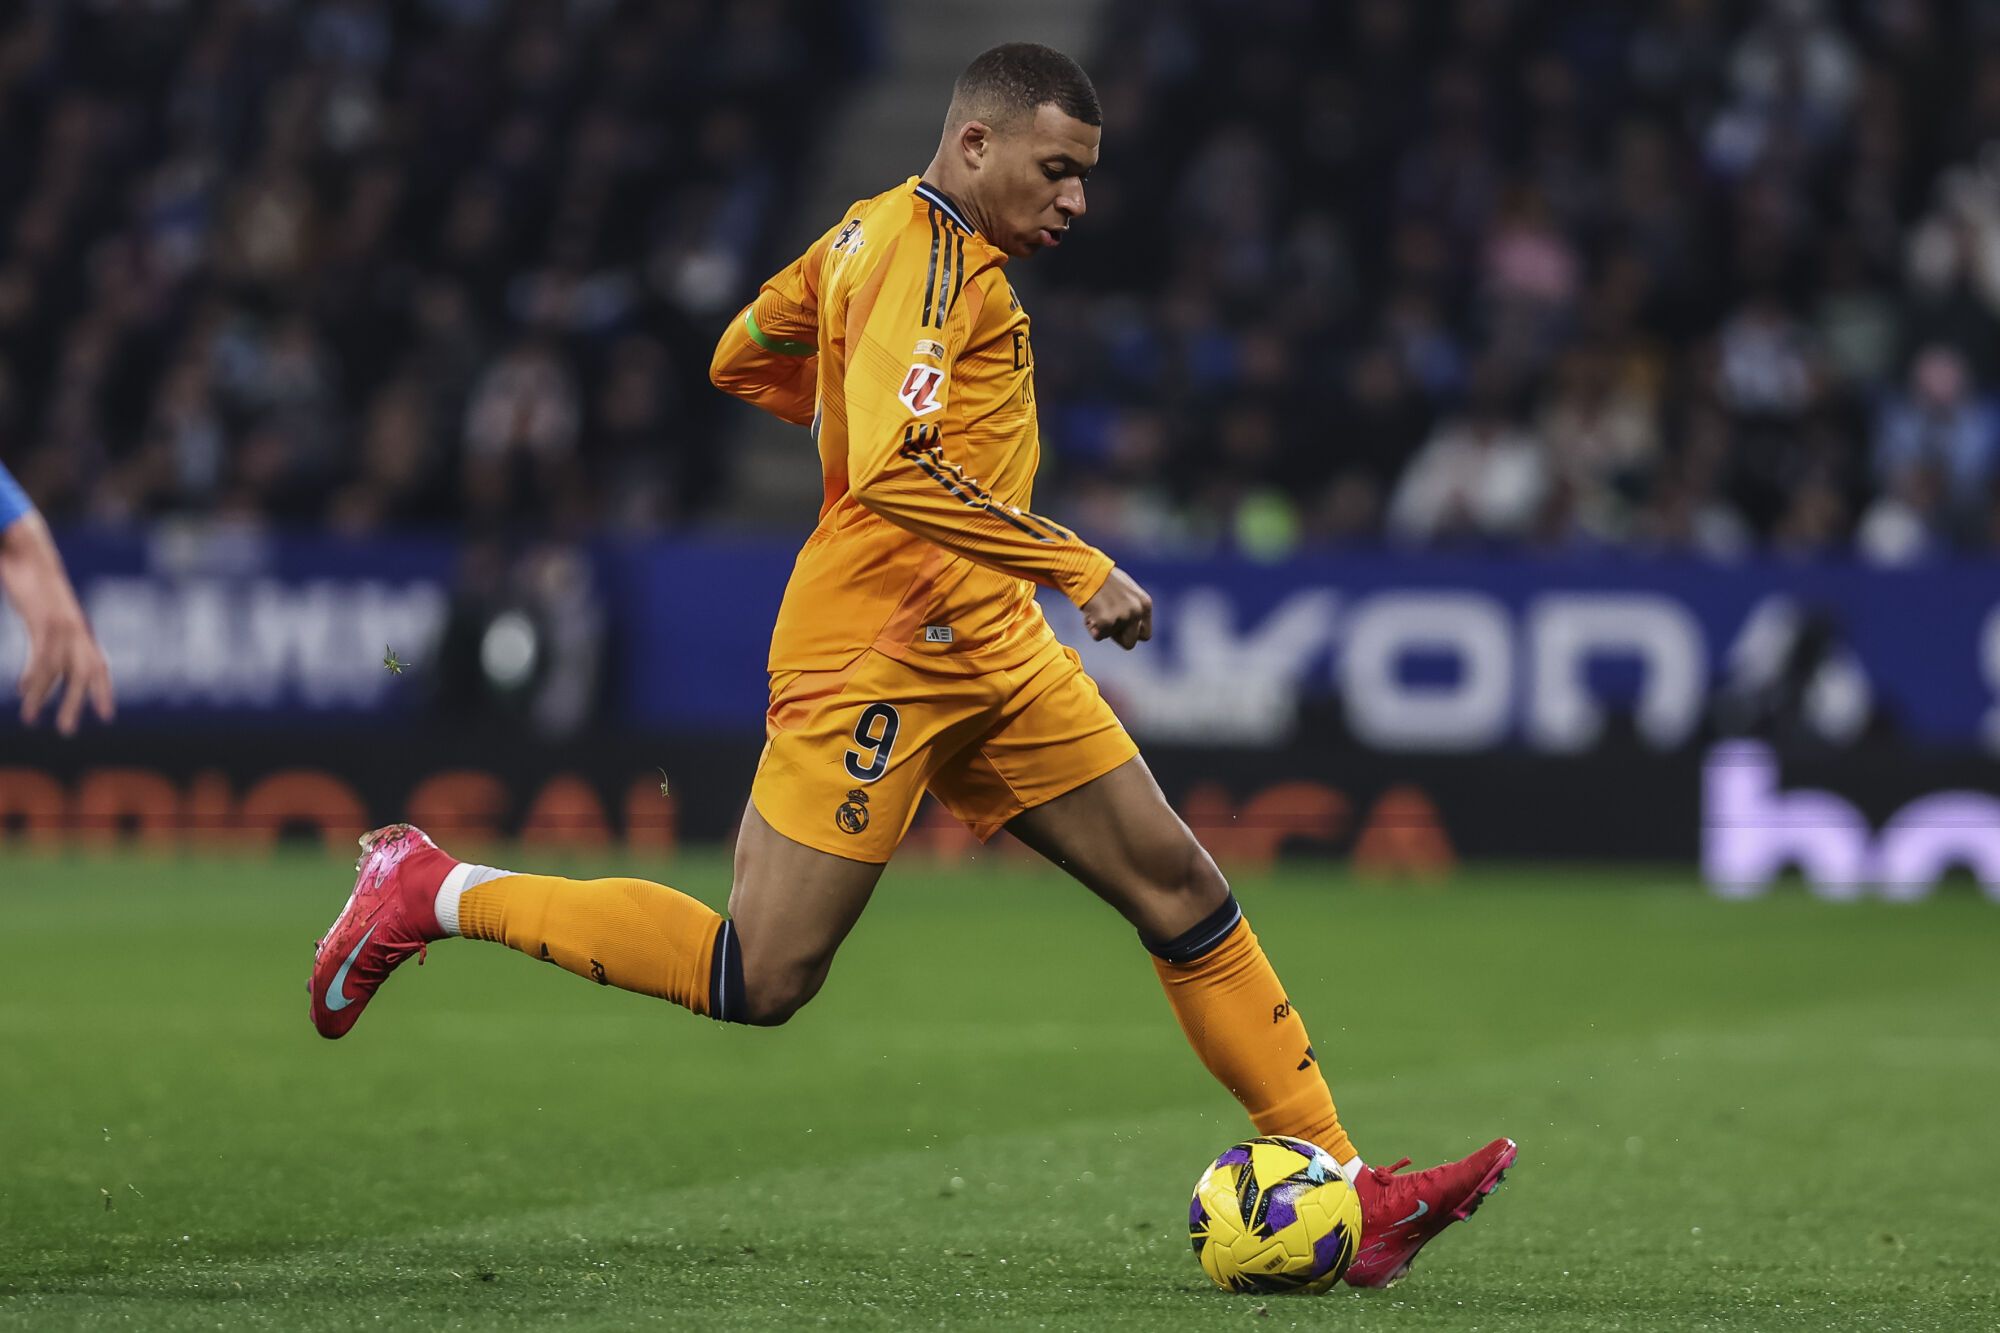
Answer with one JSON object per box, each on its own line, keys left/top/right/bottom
{"left": 613, "top": 537, "right": 800, "bottom": 731}
{"left": 8, "top": 529, "right": 1996, "bottom": 753}
{"left": 0, "top": 528, "right": 456, "bottom": 724}
{"left": 620, "top": 544, "right": 2000, "bottom": 753}
{"left": 1050, "top": 552, "right": 2000, "bottom": 753}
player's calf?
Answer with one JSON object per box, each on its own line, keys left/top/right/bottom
{"left": 1007, "top": 760, "right": 1361, "bottom": 1168}
{"left": 309, "top": 825, "right": 751, "bottom": 1035}
{"left": 308, "top": 806, "right": 892, "bottom": 1038}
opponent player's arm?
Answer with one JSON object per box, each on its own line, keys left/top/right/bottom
{"left": 842, "top": 249, "right": 1125, "bottom": 616}
{"left": 0, "top": 464, "right": 115, "bottom": 733}
{"left": 710, "top": 244, "right": 823, "bottom": 428}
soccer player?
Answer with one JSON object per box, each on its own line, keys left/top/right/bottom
{"left": 310, "top": 44, "right": 1514, "bottom": 1287}
{"left": 0, "top": 461, "right": 114, "bottom": 734}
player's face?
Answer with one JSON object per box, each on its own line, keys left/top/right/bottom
{"left": 985, "top": 103, "right": 1098, "bottom": 258}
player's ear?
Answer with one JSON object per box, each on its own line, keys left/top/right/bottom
{"left": 958, "top": 119, "right": 991, "bottom": 170}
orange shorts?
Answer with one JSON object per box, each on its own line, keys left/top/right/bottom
{"left": 751, "top": 635, "right": 1138, "bottom": 863}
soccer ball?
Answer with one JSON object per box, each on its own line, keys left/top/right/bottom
{"left": 1188, "top": 1135, "right": 1362, "bottom": 1294}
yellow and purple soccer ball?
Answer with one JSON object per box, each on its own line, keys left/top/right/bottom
{"left": 1188, "top": 1135, "right": 1363, "bottom": 1294}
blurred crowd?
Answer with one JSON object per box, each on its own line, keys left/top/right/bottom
{"left": 1035, "top": 0, "right": 2000, "bottom": 562}
{"left": 7, "top": 1, "right": 2000, "bottom": 565}
{"left": 0, "top": 0, "right": 871, "bottom": 535}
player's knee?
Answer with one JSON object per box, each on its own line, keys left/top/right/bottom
{"left": 1160, "top": 835, "right": 1230, "bottom": 911}
{"left": 1130, "top": 836, "right": 1231, "bottom": 941}
{"left": 1180, "top": 843, "right": 1230, "bottom": 909}
{"left": 739, "top": 965, "right": 821, "bottom": 1027}
{"left": 741, "top": 991, "right": 805, "bottom": 1027}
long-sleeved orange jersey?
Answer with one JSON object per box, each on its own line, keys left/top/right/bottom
{"left": 711, "top": 178, "right": 1115, "bottom": 676}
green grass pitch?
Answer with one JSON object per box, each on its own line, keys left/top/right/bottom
{"left": 2, "top": 849, "right": 1996, "bottom": 1330}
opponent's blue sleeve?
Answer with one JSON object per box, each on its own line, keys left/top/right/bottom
{"left": 0, "top": 460, "right": 31, "bottom": 532}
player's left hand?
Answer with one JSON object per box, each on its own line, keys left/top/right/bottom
{"left": 1081, "top": 566, "right": 1152, "bottom": 650}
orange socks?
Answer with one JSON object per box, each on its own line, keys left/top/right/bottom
{"left": 1149, "top": 898, "right": 1358, "bottom": 1168}
{"left": 442, "top": 864, "right": 743, "bottom": 1019}
{"left": 431, "top": 865, "right": 1353, "bottom": 1153}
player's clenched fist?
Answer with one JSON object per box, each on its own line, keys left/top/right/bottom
{"left": 1080, "top": 566, "right": 1152, "bottom": 650}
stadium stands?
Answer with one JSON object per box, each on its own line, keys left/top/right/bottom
{"left": 1043, "top": 0, "right": 2000, "bottom": 561}
{"left": 0, "top": 0, "right": 872, "bottom": 534}
{"left": 2, "top": 0, "right": 1998, "bottom": 564}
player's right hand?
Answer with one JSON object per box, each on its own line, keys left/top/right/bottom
{"left": 1081, "top": 566, "right": 1152, "bottom": 650}
{"left": 2, "top": 513, "right": 116, "bottom": 735}
{"left": 18, "top": 611, "right": 114, "bottom": 735}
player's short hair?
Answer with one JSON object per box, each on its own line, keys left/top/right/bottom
{"left": 949, "top": 42, "right": 1100, "bottom": 131}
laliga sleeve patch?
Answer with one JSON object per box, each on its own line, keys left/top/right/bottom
{"left": 899, "top": 364, "right": 945, "bottom": 416}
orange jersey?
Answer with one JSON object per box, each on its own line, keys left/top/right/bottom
{"left": 711, "top": 177, "right": 1114, "bottom": 676}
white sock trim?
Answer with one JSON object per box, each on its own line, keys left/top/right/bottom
{"left": 1336, "top": 1155, "right": 1365, "bottom": 1186}
{"left": 435, "top": 862, "right": 508, "bottom": 936}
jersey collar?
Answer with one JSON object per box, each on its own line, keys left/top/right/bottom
{"left": 914, "top": 179, "right": 975, "bottom": 235}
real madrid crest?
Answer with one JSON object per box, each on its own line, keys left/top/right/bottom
{"left": 835, "top": 788, "right": 871, "bottom": 835}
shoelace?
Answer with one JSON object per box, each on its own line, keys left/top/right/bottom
{"left": 1361, "top": 1158, "right": 1422, "bottom": 1231}
{"left": 1367, "top": 1158, "right": 1414, "bottom": 1184}
{"left": 365, "top": 939, "right": 427, "bottom": 974}
{"left": 311, "top": 930, "right": 428, "bottom": 978}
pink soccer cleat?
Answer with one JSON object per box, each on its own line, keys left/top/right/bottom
{"left": 308, "top": 824, "right": 455, "bottom": 1039}
{"left": 1344, "top": 1137, "right": 1517, "bottom": 1288}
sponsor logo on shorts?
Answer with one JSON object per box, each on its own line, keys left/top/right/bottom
{"left": 835, "top": 788, "right": 871, "bottom": 835}
{"left": 912, "top": 339, "right": 946, "bottom": 360}
{"left": 924, "top": 625, "right": 954, "bottom": 643}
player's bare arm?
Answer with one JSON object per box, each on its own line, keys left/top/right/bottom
{"left": 0, "top": 509, "right": 115, "bottom": 734}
